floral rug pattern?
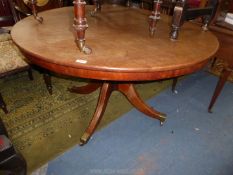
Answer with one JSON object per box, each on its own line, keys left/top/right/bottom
{"left": 0, "top": 70, "right": 171, "bottom": 173}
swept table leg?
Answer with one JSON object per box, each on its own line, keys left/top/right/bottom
{"left": 80, "top": 82, "right": 113, "bottom": 145}
{"left": 73, "top": 82, "right": 166, "bottom": 145}
{"left": 68, "top": 83, "right": 101, "bottom": 94}
{"left": 117, "top": 83, "right": 166, "bottom": 123}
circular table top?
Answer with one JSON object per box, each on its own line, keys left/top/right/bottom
{"left": 11, "top": 5, "right": 219, "bottom": 81}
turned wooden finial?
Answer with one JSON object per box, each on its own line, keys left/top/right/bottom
{"left": 73, "top": 0, "right": 92, "bottom": 54}
{"left": 170, "top": 0, "right": 186, "bottom": 40}
{"left": 30, "top": 0, "right": 43, "bottom": 23}
{"left": 149, "top": 0, "right": 162, "bottom": 36}
{"left": 91, "top": 0, "right": 101, "bottom": 16}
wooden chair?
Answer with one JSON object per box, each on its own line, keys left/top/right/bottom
{"left": 208, "top": 0, "right": 233, "bottom": 112}
{"left": 12, "top": 0, "right": 65, "bottom": 95}
{"left": 170, "top": 0, "right": 218, "bottom": 40}
{"left": 0, "top": 0, "right": 33, "bottom": 114}
{"left": 170, "top": 0, "right": 218, "bottom": 93}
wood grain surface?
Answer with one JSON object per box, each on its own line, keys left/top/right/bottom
{"left": 11, "top": 5, "right": 219, "bottom": 81}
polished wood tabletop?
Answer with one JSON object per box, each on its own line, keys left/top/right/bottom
{"left": 11, "top": 5, "right": 219, "bottom": 81}
{"left": 11, "top": 5, "right": 219, "bottom": 145}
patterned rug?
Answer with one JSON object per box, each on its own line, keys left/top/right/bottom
{"left": 208, "top": 58, "right": 233, "bottom": 82}
{"left": 0, "top": 70, "right": 171, "bottom": 173}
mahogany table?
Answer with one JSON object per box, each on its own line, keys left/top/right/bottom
{"left": 11, "top": 5, "right": 219, "bottom": 145}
